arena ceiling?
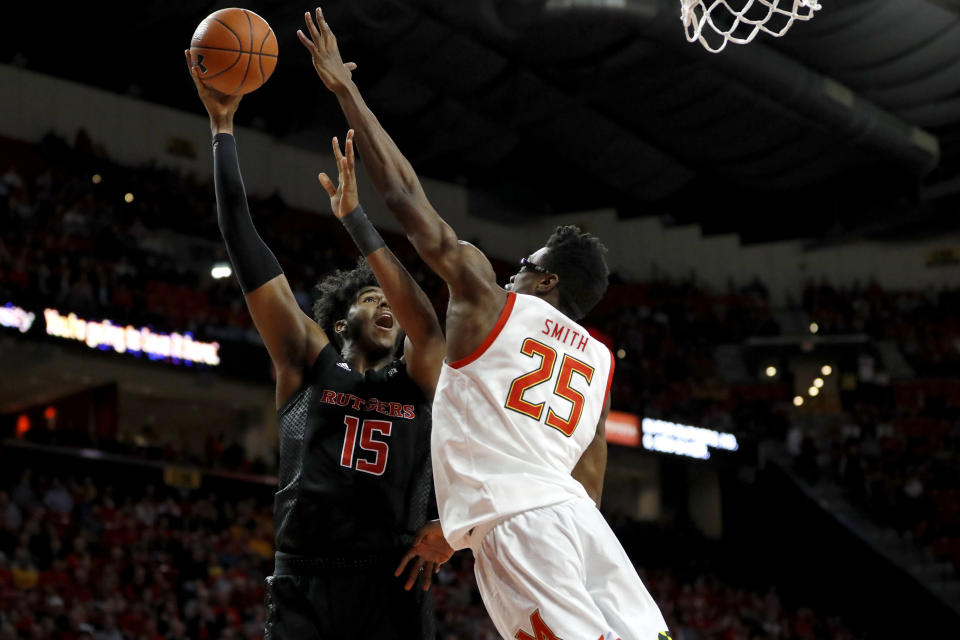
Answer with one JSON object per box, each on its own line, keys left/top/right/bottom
{"left": 5, "top": 0, "right": 960, "bottom": 243}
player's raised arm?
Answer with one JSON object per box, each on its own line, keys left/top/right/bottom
{"left": 186, "top": 51, "right": 327, "bottom": 407}
{"left": 318, "top": 129, "right": 445, "bottom": 398}
{"left": 297, "top": 9, "right": 496, "bottom": 300}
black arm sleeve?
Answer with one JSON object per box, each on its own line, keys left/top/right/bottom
{"left": 213, "top": 133, "right": 283, "bottom": 294}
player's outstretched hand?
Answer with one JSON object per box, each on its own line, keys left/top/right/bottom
{"left": 394, "top": 520, "right": 454, "bottom": 591}
{"left": 184, "top": 49, "right": 242, "bottom": 136}
{"left": 297, "top": 7, "right": 358, "bottom": 93}
{"left": 317, "top": 129, "right": 359, "bottom": 218}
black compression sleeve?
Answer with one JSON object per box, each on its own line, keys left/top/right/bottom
{"left": 340, "top": 205, "right": 385, "bottom": 256}
{"left": 213, "top": 133, "right": 283, "bottom": 294}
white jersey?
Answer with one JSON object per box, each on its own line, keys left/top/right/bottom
{"left": 432, "top": 292, "right": 614, "bottom": 550}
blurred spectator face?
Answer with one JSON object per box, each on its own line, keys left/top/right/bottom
{"left": 69, "top": 604, "right": 87, "bottom": 627}
{"left": 47, "top": 594, "right": 65, "bottom": 615}
{"left": 74, "top": 566, "right": 90, "bottom": 586}
{"left": 12, "top": 546, "right": 30, "bottom": 566}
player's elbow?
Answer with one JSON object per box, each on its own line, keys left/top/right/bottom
{"left": 414, "top": 227, "right": 462, "bottom": 272}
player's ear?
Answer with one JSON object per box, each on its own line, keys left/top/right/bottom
{"left": 535, "top": 273, "right": 559, "bottom": 295}
{"left": 334, "top": 319, "right": 348, "bottom": 335}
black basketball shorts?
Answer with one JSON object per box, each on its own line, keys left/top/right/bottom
{"left": 264, "top": 566, "right": 435, "bottom": 640}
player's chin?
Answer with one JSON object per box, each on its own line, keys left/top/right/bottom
{"left": 370, "top": 326, "right": 399, "bottom": 350}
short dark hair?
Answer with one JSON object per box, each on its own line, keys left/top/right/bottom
{"left": 539, "top": 225, "right": 609, "bottom": 320}
{"left": 312, "top": 258, "right": 379, "bottom": 349}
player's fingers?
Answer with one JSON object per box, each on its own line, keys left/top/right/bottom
{"left": 296, "top": 30, "right": 315, "bottom": 52}
{"left": 345, "top": 62, "right": 357, "bottom": 72}
{"left": 421, "top": 562, "right": 436, "bottom": 591}
{"left": 405, "top": 557, "right": 427, "bottom": 591}
{"left": 316, "top": 7, "right": 332, "bottom": 40}
{"left": 185, "top": 49, "right": 209, "bottom": 91}
{"left": 345, "top": 133, "right": 355, "bottom": 171}
{"left": 304, "top": 11, "right": 322, "bottom": 45}
{"left": 317, "top": 173, "right": 337, "bottom": 197}
{"left": 331, "top": 136, "right": 344, "bottom": 164}
{"left": 184, "top": 50, "right": 200, "bottom": 84}
{"left": 394, "top": 550, "right": 416, "bottom": 577}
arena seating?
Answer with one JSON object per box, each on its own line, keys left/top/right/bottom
{"left": 0, "top": 131, "right": 773, "bottom": 449}
{"left": 0, "top": 471, "right": 863, "bottom": 640}
{"left": 1, "top": 132, "right": 957, "bottom": 635}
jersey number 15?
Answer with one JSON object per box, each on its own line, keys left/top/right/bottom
{"left": 504, "top": 338, "right": 595, "bottom": 436}
{"left": 340, "top": 416, "right": 391, "bottom": 476}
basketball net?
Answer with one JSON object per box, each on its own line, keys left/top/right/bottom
{"left": 681, "top": 0, "right": 821, "bottom": 53}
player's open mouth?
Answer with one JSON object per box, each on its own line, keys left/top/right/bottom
{"left": 374, "top": 313, "right": 394, "bottom": 330}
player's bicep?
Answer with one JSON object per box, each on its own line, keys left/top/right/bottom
{"left": 244, "top": 274, "right": 328, "bottom": 369}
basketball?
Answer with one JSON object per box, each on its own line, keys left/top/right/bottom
{"left": 189, "top": 8, "right": 278, "bottom": 95}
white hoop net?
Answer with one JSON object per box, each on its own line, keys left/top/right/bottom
{"left": 681, "top": 0, "right": 821, "bottom": 53}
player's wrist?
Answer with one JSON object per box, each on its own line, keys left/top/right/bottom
{"left": 210, "top": 117, "right": 235, "bottom": 137}
{"left": 332, "top": 79, "right": 359, "bottom": 101}
{"left": 340, "top": 204, "right": 385, "bottom": 256}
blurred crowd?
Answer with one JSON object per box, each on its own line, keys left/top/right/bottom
{"left": 0, "top": 130, "right": 782, "bottom": 448}
{"left": 803, "top": 280, "right": 960, "bottom": 376}
{"left": 788, "top": 375, "right": 960, "bottom": 575}
{"left": 0, "top": 471, "right": 861, "bottom": 640}
{"left": 591, "top": 279, "right": 784, "bottom": 431}
{"left": 1, "top": 131, "right": 958, "bottom": 635}
{"left": 0, "top": 471, "right": 272, "bottom": 640}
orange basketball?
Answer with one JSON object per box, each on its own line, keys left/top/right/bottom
{"left": 189, "top": 8, "right": 278, "bottom": 96}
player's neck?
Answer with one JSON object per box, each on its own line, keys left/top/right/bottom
{"left": 340, "top": 343, "right": 394, "bottom": 374}
{"left": 536, "top": 288, "right": 562, "bottom": 313}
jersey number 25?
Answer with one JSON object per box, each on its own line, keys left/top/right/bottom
{"left": 504, "top": 338, "right": 595, "bottom": 436}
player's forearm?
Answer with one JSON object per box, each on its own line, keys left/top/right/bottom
{"left": 339, "top": 205, "right": 441, "bottom": 348}
{"left": 213, "top": 133, "right": 283, "bottom": 294}
{"left": 572, "top": 437, "right": 606, "bottom": 508}
{"left": 366, "top": 248, "right": 443, "bottom": 348}
{"left": 333, "top": 83, "right": 457, "bottom": 258}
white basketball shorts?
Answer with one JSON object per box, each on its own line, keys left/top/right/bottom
{"left": 472, "top": 498, "right": 670, "bottom": 640}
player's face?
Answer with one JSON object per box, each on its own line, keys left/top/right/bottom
{"left": 506, "top": 247, "right": 550, "bottom": 294}
{"left": 347, "top": 286, "right": 400, "bottom": 353}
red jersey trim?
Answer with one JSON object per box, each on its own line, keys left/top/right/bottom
{"left": 602, "top": 348, "right": 616, "bottom": 407}
{"left": 449, "top": 292, "right": 516, "bottom": 369}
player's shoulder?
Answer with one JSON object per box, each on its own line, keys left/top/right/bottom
{"left": 311, "top": 342, "right": 349, "bottom": 376}
{"left": 512, "top": 293, "right": 592, "bottom": 335}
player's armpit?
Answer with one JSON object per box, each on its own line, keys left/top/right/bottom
{"left": 244, "top": 275, "right": 328, "bottom": 405}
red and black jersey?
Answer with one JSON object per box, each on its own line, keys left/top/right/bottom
{"left": 274, "top": 343, "right": 433, "bottom": 560}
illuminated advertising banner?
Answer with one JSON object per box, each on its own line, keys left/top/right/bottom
{"left": 641, "top": 417, "right": 738, "bottom": 460}
{"left": 604, "top": 410, "right": 739, "bottom": 460}
{"left": 43, "top": 308, "right": 220, "bottom": 366}
{"left": 0, "top": 303, "right": 35, "bottom": 333}
{"left": 606, "top": 411, "right": 642, "bottom": 447}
